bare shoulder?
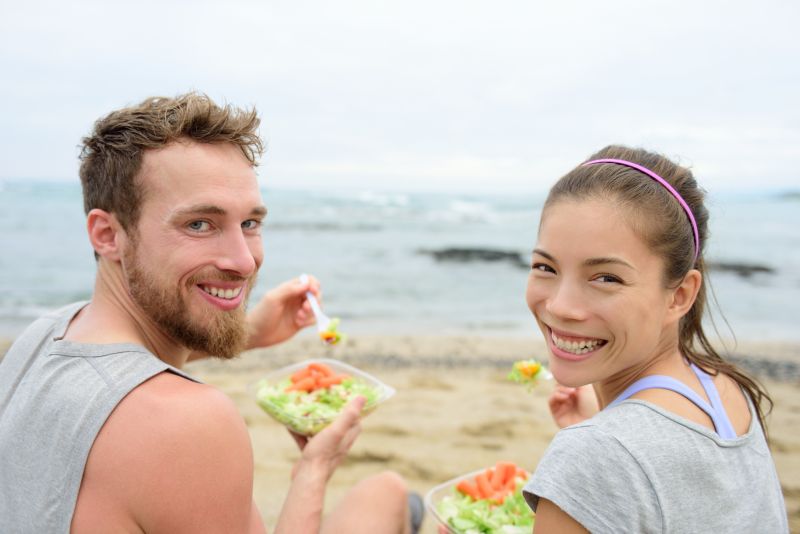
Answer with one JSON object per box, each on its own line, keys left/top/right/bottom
{"left": 72, "top": 372, "right": 265, "bottom": 533}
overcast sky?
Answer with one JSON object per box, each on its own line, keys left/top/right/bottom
{"left": 1, "top": 0, "right": 798, "bottom": 193}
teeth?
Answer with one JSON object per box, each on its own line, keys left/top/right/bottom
{"left": 551, "top": 332, "right": 605, "bottom": 354}
{"left": 201, "top": 286, "right": 242, "bottom": 300}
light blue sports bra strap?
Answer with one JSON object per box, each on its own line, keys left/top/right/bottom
{"left": 608, "top": 368, "right": 738, "bottom": 439}
{"left": 608, "top": 375, "right": 715, "bottom": 416}
{"left": 690, "top": 364, "right": 737, "bottom": 439}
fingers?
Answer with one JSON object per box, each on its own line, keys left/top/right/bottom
{"left": 554, "top": 383, "right": 577, "bottom": 395}
{"left": 288, "top": 430, "right": 309, "bottom": 451}
{"left": 323, "top": 397, "right": 364, "bottom": 450}
{"left": 308, "top": 396, "right": 364, "bottom": 448}
{"left": 297, "top": 273, "right": 322, "bottom": 300}
{"left": 296, "top": 274, "right": 322, "bottom": 326}
{"left": 298, "top": 396, "right": 364, "bottom": 479}
{"left": 333, "top": 396, "right": 366, "bottom": 432}
{"left": 548, "top": 385, "right": 576, "bottom": 407}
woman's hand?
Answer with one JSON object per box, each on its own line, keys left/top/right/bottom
{"left": 548, "top": 384, "right": 599, "bottom": 429}
{"left": 245, "top": 275, "right": 322, "bottom": 349}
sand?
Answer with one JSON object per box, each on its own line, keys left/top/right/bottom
{"left": 181, "top": 334, "right": 800, "bottom": 533}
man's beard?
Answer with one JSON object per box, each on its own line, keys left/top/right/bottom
{"left": 124, "top": 246, "right": 253, "bottom": 359}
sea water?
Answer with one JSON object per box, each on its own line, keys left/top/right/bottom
{"left": 1, "top": 180, "right": 798, "bottom": 343}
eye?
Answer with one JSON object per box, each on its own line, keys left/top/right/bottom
{"left": 592, "top": 273, "right": 623, "bottom": 284}
{"left": 241, "top": 219, "right": 262, "bottom": 231}
{"left": 187, "top": 220, "right": 211, "bottom": 232}
{"left": 532, "top": 262, "right": 556, "bottom": 275}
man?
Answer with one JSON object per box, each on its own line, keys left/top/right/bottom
{"left": 0, "top": 93, "right": 418, "bottom": 533}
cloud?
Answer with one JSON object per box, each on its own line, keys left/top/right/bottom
{"left": 1, "top": 0, "right": 798, "bottom": 192}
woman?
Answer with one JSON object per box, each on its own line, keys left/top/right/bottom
{"left": 522, "top": 146, "right": 788, "bottom": 533}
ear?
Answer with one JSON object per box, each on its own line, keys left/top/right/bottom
{"left": 87, "top": 209, "right": 127, "bottom": 261}
{"left": 665, "top": 269, "right": 702, "bottom": 324}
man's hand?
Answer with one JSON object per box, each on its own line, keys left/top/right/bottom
{"left": 273, "top": 397, "right": 365, "bottom": 534}
{"left": 548, "top": 384, "right": 599, "bottom": 429}
{"left": 246, "top": 275, "right": 322, "bottom": 349}
{"left": 289, "top": 396, "right": 365, "bottom": 482}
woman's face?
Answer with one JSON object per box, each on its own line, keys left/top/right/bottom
{"left": 526, "top": 197, "right": 676, "bottom": 388}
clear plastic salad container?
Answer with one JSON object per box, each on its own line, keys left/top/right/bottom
{"left": 253, "top": 358, "right": 395, "bottom": 436}
{"left": 425, "top": 466, "right": 534, "bottom": 534}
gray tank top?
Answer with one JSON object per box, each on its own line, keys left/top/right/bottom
{"left": 0, "top": 302, "right": 198, "bottom": 533}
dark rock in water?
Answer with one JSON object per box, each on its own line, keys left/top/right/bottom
{"left": 775, "top": 190, "right": 800, "bottom": 201}
{"left": 418, "top": 247, "right": 528, "bottom": 269}
{"left": 707, "top": 261, "right": 775, "bottom": 278}
{"left": 418, "top": 248, "right": 775, "bottom": 279}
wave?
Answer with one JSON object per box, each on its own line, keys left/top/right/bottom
{"left": 265, "top": 222, "right": 383, "bottom": 232}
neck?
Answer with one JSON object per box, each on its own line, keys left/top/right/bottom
{"left": 593, "top": 331, "right": 686, "bottom": 409}
{"left": 63, "top": 259, "right": 192, "bottom": 369}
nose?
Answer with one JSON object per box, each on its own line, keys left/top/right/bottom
{"left": 544, "top": 279, "right": 589, "bottom": 322}
{"left": 214, "top": 228, "right": 259, "bottom": 276}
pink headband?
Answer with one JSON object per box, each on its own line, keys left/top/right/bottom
{"left": 582, "top": 158, "right": 700, "bottom": 262}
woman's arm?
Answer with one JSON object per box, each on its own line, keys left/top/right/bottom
{"left": 533, "top": 498, "right": 589, "bottom": 534}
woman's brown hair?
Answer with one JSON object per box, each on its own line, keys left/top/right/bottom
{"left": 544, "top": 145, "right": 773, "bottom": 433}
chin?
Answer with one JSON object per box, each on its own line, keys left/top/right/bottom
{"left": 550, "top": 364, "right": 593, "bottom": 388}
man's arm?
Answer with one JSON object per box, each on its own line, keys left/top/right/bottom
{"left": 272, "top": 397, "right": 365, "bottom": 534}
{"left": 72, "top": 373, "right": 266, "bottom": 533}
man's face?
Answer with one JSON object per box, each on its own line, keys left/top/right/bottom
{"left": 122, "top": 140, "right": 266, "bottom": 358}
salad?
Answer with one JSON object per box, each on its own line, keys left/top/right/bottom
{"left": 428, "top": 462, "right": 534, "bottom": 534}
{"left": 319, "top": 317, "right": 345, "bottom": 345}
{"left": 507, "top": 359, "right": 551, "bottom": 389}
{"left": 254, "top": 359, "right": 394, "bottom": 435}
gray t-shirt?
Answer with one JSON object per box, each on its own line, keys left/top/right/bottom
{"left": 524, "top": 399, "right": 788, "bottom": 533}
{"left": 0, "top": 302, "right": 197, "bottom": 533}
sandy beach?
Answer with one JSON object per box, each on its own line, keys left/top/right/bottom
{"left": 176, "top": 334, "right": 800, "bottom": 533}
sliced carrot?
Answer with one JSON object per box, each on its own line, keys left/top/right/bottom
{"left": 318, "top": 374, "right": 349, "bottom": 388}
{"left": 475, "top": 472, "right": 494, "bottom": 499}
{"left": 286, "top": 376, "right": 316, "bottom": 392}
{"left": 495, "top": 462, "right": 517, "bottom": 485}
{"left": 309, "top": 362, "right": 334, "bottom": 376}
{"left": 290, "top": 367, "right": 312, "bottom": 382}
{"left": 456, "top": 480, "right": 482, "bottom": 501}
{"left": 489, "top": 467, "right": 505, "bottom": 490}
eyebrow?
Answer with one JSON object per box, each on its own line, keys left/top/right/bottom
{"left": 170, "top": 204, "right": 268, "bottom": 221}
{"left": 532, "top": 248, "right": 635, "bottom": 270}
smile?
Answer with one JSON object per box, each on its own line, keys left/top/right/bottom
{"left": 550, "top": 330, "right": 607, "bottom": 356}
{"left": 200, "top": 285, "right": 243, "bottom": 300}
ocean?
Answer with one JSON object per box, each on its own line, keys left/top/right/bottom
{"left": 1, "top": 180, "right": 798, "bottom": 343}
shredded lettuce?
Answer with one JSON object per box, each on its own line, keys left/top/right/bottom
{"left": 507, "top": 359, "right": 551, "bottom": 390}
{"left": 320, "top": 317, "right": 345, "bottom": 344}
{"left": 256, "top": 376, "right": 379, "bottom": 435}
{"left": 436, "top": 480, "right": 534, "bottom": 534}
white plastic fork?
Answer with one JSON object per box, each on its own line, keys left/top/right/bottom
{"left": 299, "top": 273, "right": 332, "bottom": 334}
